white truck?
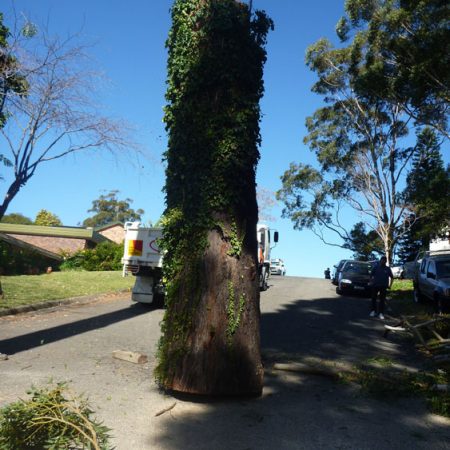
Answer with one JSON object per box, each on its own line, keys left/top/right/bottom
{"left": 258, "top": 224, "right": 278, "bottom": 291}
{"left": 122, "top": 222, "right": 278, "bottom": 304}
{"left": 122, "top": 222, "right": 164, "bottom": 305}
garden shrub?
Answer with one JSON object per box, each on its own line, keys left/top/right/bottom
{"left": 60, "top": 241, "right": 123, "bottom": 271}
{"left": 0, "top": 241, "right": 57, "bottom": 275}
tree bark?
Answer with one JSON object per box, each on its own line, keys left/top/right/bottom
{"left": 167, "top": 217, "right": 263, "bottom": 396}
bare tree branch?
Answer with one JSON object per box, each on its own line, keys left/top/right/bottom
{"left": 0, "top": 18, "right": 137, "bottom": 220}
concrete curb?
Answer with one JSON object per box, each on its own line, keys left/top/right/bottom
{"left": 0, "top": 290, "right": 130, "bottom": 317}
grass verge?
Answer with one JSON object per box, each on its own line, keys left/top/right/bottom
{"left": 340, "top": 366, "right": 450, "bottom": 418}
{"left": 0, "top": 271, "right": 134, "bottom": 310}
{"left": 353, "top": 279, "right": 450, "bottom": 418}
{"left": 388, "top": 279, "right": 435, "bottom": 318}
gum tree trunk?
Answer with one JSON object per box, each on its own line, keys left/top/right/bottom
{"left": 155, "top": 0, "right": 273, "bottom": 396}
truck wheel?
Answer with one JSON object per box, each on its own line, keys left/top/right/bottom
{"left": 260, "top": 268, "right": 269, "bottom": 291}
{"left": 413, "top": 287, "right": 424, "bottom": 304}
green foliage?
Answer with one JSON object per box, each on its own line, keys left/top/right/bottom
{"left": 226, "top": 221, "right": 244, "bottom": 258}
{"left": 0, "top": 241, "right": 56, "bottom": 275}
{"left": 0, "top": 382, "right": 112, "bottom": 449}
{"left": 338, "top": 0, "right": 449, "bottom": 135}
{"left": 156, "top": 0, "right": 272, "bottom": 386}
{"left": 60, "top": 241, "right": 123, "bottom": 271}
{"left": 277, "top": 0, "right": 448, "bottom": 265}
{"left": 400, "top": 129, "right": 450, "bottom": 260}
{"left": 0, "top": 212, "right": 33, "bottom": 224}
{"left": 0, "top": 12, "right": 29, "bottom": 129}
{"left": 342, "top": 366, "right": 450, "bottom": 418}
{"left": 0, "top": 13, "right": 29, "bottom": 183}
{"left": 83, "top": 190, "right": 144, "bottom": 228}
{"left": 343, "top": 222, "right": 383, "bottom": 261}
{"left": 226, "top": 281, "right": 245, "bottom": 346}
{"left": 34, "top": 209, "right": 62, "bottom": 226}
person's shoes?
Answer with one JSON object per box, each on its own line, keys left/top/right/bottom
{"left": 369, "top": 311, "right": 376, "bottom": 317}
{"left": 378, "top": 313, "right": 385, "bottom": 320}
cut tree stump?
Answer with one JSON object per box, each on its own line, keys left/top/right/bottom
{"left": 112, "top": 350, "right": 148, "bottom": 364}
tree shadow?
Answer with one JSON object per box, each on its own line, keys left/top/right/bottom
{"left": 0, "top": 303, "right": 153, "bottom": 355}
{"left": 147, "top": 293, "right": 449, "bottom": 449}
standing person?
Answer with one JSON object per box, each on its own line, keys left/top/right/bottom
{"left": 369, "top": 256, "right": 393, "bottom": 320}
{"left": 324, "top": 268, "right": 331, "bottom": 279}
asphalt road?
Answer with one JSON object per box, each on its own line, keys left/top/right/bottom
{"left": 1, "top": 276, "right": 449, "bottom": 450}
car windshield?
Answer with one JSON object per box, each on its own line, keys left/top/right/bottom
{"left": 436, "top": 260, "right": 450, "bottom": 278}
{"left": 343, "top": 262, "right": 371, "bottom": 275}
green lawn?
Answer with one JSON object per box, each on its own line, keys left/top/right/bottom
{"left": 0, "top": 271, "right": 134, "bottom": 310}
{"left": 388, "top": 279, "right": 436, "bottom": 318}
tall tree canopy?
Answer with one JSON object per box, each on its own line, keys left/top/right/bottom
{"left": 338, "top": 0, "right": 449, "bottom": 136}
{"left": 277, "top": 0, "right": 448, "bottom": 264}
{"left": 157, "top": 0, "right": 272, "bottom": 396}
{"left": 82, "top": 190, "right": 144, "bottom": 228}
{"left": 397, "top": 128, "right": 450, "bottom": 260}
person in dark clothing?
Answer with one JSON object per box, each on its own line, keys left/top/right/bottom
{"left": 369, "top": 256, "right": 393, "bottom": 320}
{"left": 324, "top": 268, "right": 331, "bottom": 279}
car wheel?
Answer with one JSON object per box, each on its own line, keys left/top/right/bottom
{"left": 413, "top": 287, "right": 424, "bottom": 304}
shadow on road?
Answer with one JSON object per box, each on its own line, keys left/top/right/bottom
{"left": 0, "top": 303, "right": 152, "bottom": 355}
{"left": 148, "top": 290, "right": 448, "bottom": 449}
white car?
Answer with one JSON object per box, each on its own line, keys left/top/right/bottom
{"left": 270, "top": 259, "right": 286, "bottom": 276}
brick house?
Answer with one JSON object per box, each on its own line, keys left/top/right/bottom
{"left": 0, "top": 223, "right": 110, "bottom": 262}
{"left": 95, "top": 222, "right": 125, "bottom": 244}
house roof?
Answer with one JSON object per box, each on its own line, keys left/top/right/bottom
{"left": 0, "top": 223, "right": 108, "bottom": 243}
{"left": 94, "top": 221, "right": 124, "bottom": 232}
{"left": 0, "top": 233, "right": 63, "bottom": 261}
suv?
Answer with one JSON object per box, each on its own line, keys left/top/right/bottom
{"left": 413, "top": 250, "right": 450, "bottom": 313}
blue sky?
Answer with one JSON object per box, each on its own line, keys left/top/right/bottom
{"left": 2, "top": 1, "right": 446, "bottom": 277}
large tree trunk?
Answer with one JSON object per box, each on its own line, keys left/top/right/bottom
{"left": 156, "top": 0, "right": 272, "bottom": 396}
{"left": 165, "top": 216, "right": 263, "bottom": 396}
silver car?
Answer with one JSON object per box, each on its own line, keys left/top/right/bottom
{"left": 413, "top": 252, "right": 450, "bottom": 313}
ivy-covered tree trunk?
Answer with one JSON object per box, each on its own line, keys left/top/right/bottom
{"left": 156, "top": 0, "right": 272, "bottom": 396}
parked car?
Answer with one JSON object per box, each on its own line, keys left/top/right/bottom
{"left": 331, "top": 259, "right": 350, "bottom": 285}
{"left": 270, "top": 258, "right": 286, "bottom": 276}
{"left": 413, "top": 250, "right": 450, "bottom": 313}
{"left": 336, "top": 260, "right": 373, "bottom": 296}
{"left": 391, "top": 265, "right": 405, "bottom": 279}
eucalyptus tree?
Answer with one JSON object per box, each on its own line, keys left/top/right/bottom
{"left": 157, "top": 0, "right": 272, "bottom": 396}
{"left": 337, "top": 0, "right": 449, "bottom": 137}
{"left": 277, "top": 1, "right": 447, "bottom": 264}
{"left": 82, "top": 190, "right": 144, "bottom": 228}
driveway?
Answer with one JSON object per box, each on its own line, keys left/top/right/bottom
{"left": 0, "top": 277, "right": 449, "bottom": 449}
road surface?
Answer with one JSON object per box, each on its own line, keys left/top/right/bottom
{"left": 1, "top": 276, "right": 449, "bottom": 449}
